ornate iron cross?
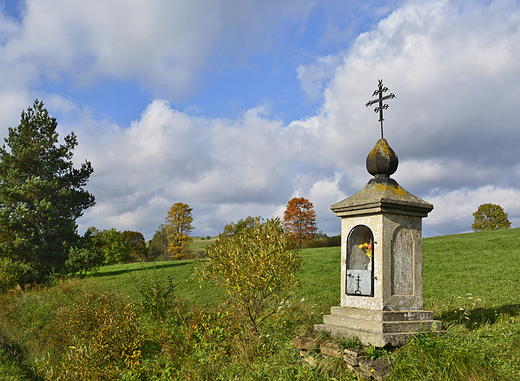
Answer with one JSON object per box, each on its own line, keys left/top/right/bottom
{"left": 365, "top": 79, "right": 395, "bottom": 139}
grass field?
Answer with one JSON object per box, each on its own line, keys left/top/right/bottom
{"left": 0, "top": 229, "right": 519, "bottom": 380}
{"left": 189, "top": 236, "right": 217, "bottom": 256}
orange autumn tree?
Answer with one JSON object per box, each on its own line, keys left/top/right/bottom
{"left": 283, "top": 197, "right": 317, "bottom": 247}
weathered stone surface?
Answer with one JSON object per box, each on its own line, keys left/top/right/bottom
{"left": 301, "top": 353, "right": 317, "bottom": 366}
{"left": 359, "top": 358, "right": 391, "bottom": 381}
{"left": 316, "top": 323, "right": 412, "bottom": 347}
{"left": 335, "top": 211, "right": 427, "bottom": 312}
{"left": 292, "top": 336, "right": 315, "bottom": 350}
{"left": 330, "top": 307, "right": 434, "bottom": 321}
{"left": 316, "top": 306, "right": 442, "bottom": 347}
{"left": 324, "top": 314, "right": 439, "bottom": 333}
{"left": 344, "top": 362, "right": 357, "bottom": 372}
{"left": 343, "top": 348, "right": 365, "bottom": 366}
{"left": 366, "top": 139, "right": 398, "bottom": 177}
{"left": 319, "top": 342, "right": 342, "bottom": 358}
{"left": 330, "top": 176, "right": 433, "bottom": 218}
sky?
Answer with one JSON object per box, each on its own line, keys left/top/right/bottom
{"left": 1, "top": 0, "right": 520, "bottom": 240}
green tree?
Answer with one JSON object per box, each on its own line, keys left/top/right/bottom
{"left": 0, "top": 100, "right": 95, "bottom": 281}
{"left": 100, "top": 228, "right": 129, "bottom": 265}
{"left": 165, "top": 202, "right": 194, "bottom": 259}
{"left": 64, "top": 227, "right": 104, "bottom": 277}
{"left": 283, "top": 197, "right": 318, "bottom": 247}
{"left": 472, "top": 203, "right": 511, "bottom": 232}
{"left": 219, "top": 215, "right": 261, "bottom": 238}
{"left": 123, "top": 230, "right": 147, "bottom": 262}
{"left": 196, "top": 217, "right": 302, "bottom": 335}
{"left": 149, "top": 224, "right": 168, "bottom": 260}
{"left": 65, "top": 246, "right": 104, "bottom": 278}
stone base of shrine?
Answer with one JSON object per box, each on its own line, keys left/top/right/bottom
{"left": 314, "top": 306, "right": 442, "bottom": 347}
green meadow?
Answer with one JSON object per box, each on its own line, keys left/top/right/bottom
{"left": 0, "top": 229, "right": 519, "bottom": 380}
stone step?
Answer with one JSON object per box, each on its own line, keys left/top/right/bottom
{"left": 323, "top": 314, "right": 441, "bottom": 333}
{"left": 315, "top": 323, "right": 442, "bottom": 347}
{"left": 330, "top": 306, "right": 434, "bottom": 322}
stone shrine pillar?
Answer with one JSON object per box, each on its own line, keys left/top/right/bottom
{"left": 315, "top": 138, "right": 442, "bottom": 347}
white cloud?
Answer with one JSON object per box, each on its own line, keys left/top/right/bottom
{"left": 70, "top": 100, "right": 328, "bottom": 237}
{"left": 425, "top": 185, "right": 520, "bottom": 235}
{"left": 72, "top": 0, "right": 520, "bottom": 238}
{"left": 0, "top": 0, "right": 315, "bottom": 97}
{"left": 3, "top": 0, "right": 520, "bottom": 241}
{"left": 296, "top": 55, "right": 341, "bottom": 102}
{"left": 293, "top": 0, "right": 520, "bottom": 235}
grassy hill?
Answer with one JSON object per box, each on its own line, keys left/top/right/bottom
{"left": 0, "top": 229, "right": 519, "bottom": 380}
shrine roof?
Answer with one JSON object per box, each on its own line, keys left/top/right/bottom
{"left": 330, "top": 176, "right": 433, "bottom": 218}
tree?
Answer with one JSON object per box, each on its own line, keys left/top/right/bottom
{"left": 64, "top": 227, "right": 104, "bottom": 277}
{"left": 123, "top": 230, "right": 147, "bottom": 262}
{"left": 472, "top": 203, "right": 511, "bottom": 232}
{"left": 283, "top": 197, "right": 318, "bottom": 247}
{"left": 99, "top": 228, "right": 129, "bottom": 265}
{"left": 196, "top": 217, "right": 302, "bottom": 335}
{"left": 149, "top": 224, "right": 168, "bottom": 260}
{"left": 65, "top": 246, "right": 104, "bottom": 278}
{"left": 165, "top": 202, "right": 194, "bottom": 259}
{"left": 0, "top": 100, "right": 95, "bottom": 281}
{"left": 219, "top": 215, "right": 261, "bottom": 238}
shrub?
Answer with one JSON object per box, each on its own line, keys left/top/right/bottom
{"left": 37, "top": 293, "right": 142, "bottom": 380}
{"left": 131, "top": 266, "right": 179, "bottom": 320}
{"left": 196, "top": 217, "right": 303, "bottom": 335}
{"left": 65, "top": 246, "right": 104, "bottom": 278}
{"left": 0, "top": 257, "right": 37, "bottom": 292}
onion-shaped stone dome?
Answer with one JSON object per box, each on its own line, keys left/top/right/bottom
{"left": 366, "top": 138, "right": 398, "bottom": 177}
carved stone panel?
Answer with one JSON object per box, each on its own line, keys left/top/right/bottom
{"left": 391, "top": 227, "right": 414, "bottom": 296}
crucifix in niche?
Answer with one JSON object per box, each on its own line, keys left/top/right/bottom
{"left": 365, "top": 79, "right": 395, "bottom": 139}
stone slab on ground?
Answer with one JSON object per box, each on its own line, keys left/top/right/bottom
{"left": 319, "top": 341, "right": 342, "bottom": 358}
{"left": 359, "top": 358, "right": 391, "bottom": 381}
{"left": 292, "top": 336, "right": 315, "bottom": 350}
{"left": 343, "top": 348, "right": 365, "bottom": 366}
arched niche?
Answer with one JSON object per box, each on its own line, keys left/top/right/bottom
{"left": 346, "top": 225, "right": 374, "bottom": 296}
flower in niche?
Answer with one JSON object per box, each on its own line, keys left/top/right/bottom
{"left": 358, "top": 235, "right": 373, "bottom": 258}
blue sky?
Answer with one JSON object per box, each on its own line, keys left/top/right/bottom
{"left": 1, "top": 0, "right": 520, "bottom": 239}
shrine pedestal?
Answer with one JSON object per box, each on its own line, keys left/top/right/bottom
{"left": 315, "top": 307, "right": 441, "bottom": 347}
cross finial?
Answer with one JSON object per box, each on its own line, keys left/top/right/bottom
{"left": 365, "top": 79, "right": 395, "bottom": 139}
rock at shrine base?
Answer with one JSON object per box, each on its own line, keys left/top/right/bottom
{"left": 315, "top": 306, "right": 442, "bottom": 347}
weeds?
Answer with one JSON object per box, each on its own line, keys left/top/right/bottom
{"left": 338, "top": 336, "right": 362, "bottom": 352}
{"left": 36, "top": 293, "right": 143, "bottom": 380}
{"left": 131, "top": 265, "right": 179, "bottom": 320}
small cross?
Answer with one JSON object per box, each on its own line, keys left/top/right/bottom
{"left": 365, "top": 79, "right": 395, "bottom": 139}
